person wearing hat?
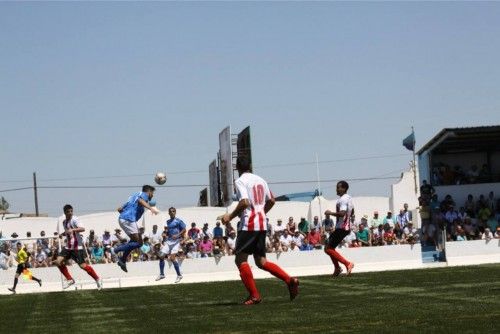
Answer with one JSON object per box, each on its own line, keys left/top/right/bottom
{"left": 274, "top": 219, "right": 285, "bottom": 237}
{"left": 8, "top": 242, "right": 42, "bottom": 294}
{"left": 370, "top": 211, "right": 382, "bottom": 229}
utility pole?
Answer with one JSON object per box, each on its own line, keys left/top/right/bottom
{"left": 33, "top": 172, "right": 39, "bottom": 217}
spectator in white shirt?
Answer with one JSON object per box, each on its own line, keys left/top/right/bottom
{"left": 279, "top": 231, "right": 293, "bottom": 252}
{"left": 274, "top": 219, "right": 285, "bottom": 237}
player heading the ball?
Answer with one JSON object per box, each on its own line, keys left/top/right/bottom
{"left": 112, "top": 185, "right": 159, "bottom": 272}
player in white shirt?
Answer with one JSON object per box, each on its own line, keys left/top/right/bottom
{"left": 221, "top": 156, "right": 299, "bottom": 305}
{"left": 54, "top": 204, "right": 102, "bottom": 290}
{"left": 324, "top": 181, "right": 355, "bottom": 277}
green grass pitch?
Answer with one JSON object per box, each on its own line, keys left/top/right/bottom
{"left": 1, "top": 264, "right": 499, "bottom": 333}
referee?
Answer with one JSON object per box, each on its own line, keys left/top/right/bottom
{"left": 8, "top": 242, "right": 42, "bottom": 294}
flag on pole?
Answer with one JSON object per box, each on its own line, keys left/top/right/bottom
{"left": 402, "top": 131, "right": 415, "bottom": 151}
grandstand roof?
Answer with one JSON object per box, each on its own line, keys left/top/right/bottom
{"left": 416, "top": 125, "right": 500, "bottom": 155}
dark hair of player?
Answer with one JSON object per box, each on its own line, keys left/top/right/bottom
{"left": 142, "top": 185, "right": 156, "bottom": 192}
{"left": 63, "top": 204, "right": 73, "bottom": 212}
{"left": 236, "top": 155, "right": 251, "bottom": 173}
{"left": 337, "top": 180, "right": 349, "bottom": 191}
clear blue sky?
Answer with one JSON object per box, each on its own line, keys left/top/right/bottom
{"left": 1, "top": 2, "right": 499, "bottom": 216}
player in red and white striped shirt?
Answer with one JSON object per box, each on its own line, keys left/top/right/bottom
{"left": 324, "top": 181, "right": 355, "bottom": 277}
{"left": 221, "top": 156, "right": 299, "bottom": 305}
{"left": 55, "top": 204, "right": 102, "bottom": 290}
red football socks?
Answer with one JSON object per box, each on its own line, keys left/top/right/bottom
{"left": 58, "top": 265, "right": 73, "bottom": 281}
{"left": 239, "top": 262, "right": 260, "bottom": 299}
{"left": 262, "top": 261, "right": 291, "bottom": 284}
{"left": 325, "top": 248, "right": 349, "bottom": 268}
{"left": 83, "top": 265, "right": 99, "bottom": 281}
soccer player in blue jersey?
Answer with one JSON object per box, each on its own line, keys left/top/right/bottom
{"left": 156, "top": 207, "right": 186, "bottom": 283}
{"left": 112, "top": 185, "right": 159, "bottom": 272}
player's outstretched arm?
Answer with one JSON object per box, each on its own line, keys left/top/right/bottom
{"left": 138, "top": 198, "right": 159, "bottom": 215}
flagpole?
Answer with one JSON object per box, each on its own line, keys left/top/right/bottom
{"left": 412, "top": 127, "right": 418, "bottom": 194}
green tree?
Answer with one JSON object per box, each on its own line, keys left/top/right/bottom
{"left": 0, "top": 196, "right": 9, "bottom": 211}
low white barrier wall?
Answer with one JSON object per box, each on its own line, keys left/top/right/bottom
{"left": 445, "top": 239, "right": 500, "bottom": 266}
{"left": 1, "top": 240, "right": 498, "bottom": 295}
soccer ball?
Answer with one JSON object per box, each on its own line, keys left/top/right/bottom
{"left": 154, "top": 172, "right": 167, "bottom": 185}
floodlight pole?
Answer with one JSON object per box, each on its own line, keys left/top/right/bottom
{"left": 316, "top": 153, "right": 323, "bottom": 220}
{"left": 411, "top": 127, "right": 418, "bottom": 194}
{"left": 33, "top": 172, "right": 39, "bottom": 217}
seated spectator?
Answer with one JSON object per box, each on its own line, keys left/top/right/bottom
{"left": 91, "top": 242, "right": 106, "bottom": 264}
{"left": 274, "top": 219, "right": 285, "bottom": 237}
{"left": 355, "top": 224, "right": 370, "bottom": 246}
{"left": 86, "top": 230, "right": 99, "bottom": 249}
{"left": 287, "top": 217, "right": 297, "bottom": 235}
{"left": 477, "top": 203, "right": 492, "bottom": 233}
{"left": 291, "top": 230, "right": 305, "bottom": 249}
{"left": 113, "top": 229, "right": 127, "bottom": 246}
{"left": 187, "top": 223, "right": 201, "bottom": 240}
{"left": 298, "top": 217, "right": 310, "bottom": 235}
{"left": 455, "top": 226, "right": 466, "bottom": 241}
{"left": 403, "top": 222, "right": 418, "bottom": 244}
{"left": 265, "top": 234, "right": 273, "bottom": 253}
{"left": 383, "top": 226, "right": 397, "bottom": 245}
{"left": 322, "top": 213, "right": 335, "bottom": 238}
{"left": 266, "top": 218, "right": 273, "bottom": 238}
{"left": 393, "top": 223, "right": 404, "bottom": 244}
{"left": 279, "top": 230, "right": 293, "bottom": 252}
{"left": 369, "top": 211, "right": 382, "bottom": 229}
{"left": 371, "top": 225, "right": 385, "bottom": 246}
{"left": 149, "top": 224, "right": 163, "bottom": 245}
{"left": 185, "top": 240, "right": 199, "bottom": 259}
{"left": 271, "top": 234, "right": 282, "bottom": 253}
{"left": 101, "top": 230, "right": 113, "bottom": 249}
{"left": 486, "top": 213, "right": 498, "bottom": 234}
{"left": 140, "top": 237, "right": 152, "bottom": 261}
{"left": 307, "top": 229, "right": 322, "bottom": 249}
{"left": 310, "top": 216, "right": 323, "bottom": 234}
{"left": 460, "top": 218, "right": 473, "bottom": 240}
{"left": 396, "top": 210, "right": 408, "bottom": 229}
{"left": 199, "top": 235, "right": 213, "bottom": 258}
{"left": 0, "top": 249, "right": 10, "bottom": 270}
{"left": 464, "top": 194, "right": 476, "bottom": 218}
{"left": 299, "top": 238, "right": 314, "bottom": 251}
{"left": 383, "top": 211, "right": 396, "bottom": 228}
{"left": 212, "top": 237, "right": 225, "bottom": 258}
{"left": 213, "top": 222, "right": 224, "bottom": 240}
{"left": 482, "top": 228, "right": 494, "bottom": 241}
{"left": 358, "top": 215, "right": 368, "bottom": 229}
{"left": 226, "top": 230, "right": 236, "bottom": 255}
{"left": 201, "top": 223, "right": 213, "bottom": 239}
{"left": 34, "top": 245, "right": 48, "bottom": 268}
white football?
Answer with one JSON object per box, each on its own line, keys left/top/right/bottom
{"left": 154, "top": 172, "right": 167, "bottom": 185}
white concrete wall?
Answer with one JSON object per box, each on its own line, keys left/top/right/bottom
{"left": 391, "top": 168, "right": 420, "bottom": 216}
{"left": 1, "top": 240, "right": 498, "bottom": 295}
{"left": 446, "top": 239, "right": 500, "bottom": 266}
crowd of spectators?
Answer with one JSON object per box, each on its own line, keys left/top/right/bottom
{"left": 419, "top": 183, "right": 500, "bottom": 245}
{"left": 1, "top": 192, "right": 499, "bottom": 270}
{"left": 430, "top": 163, "right": 498, "bottom": 186}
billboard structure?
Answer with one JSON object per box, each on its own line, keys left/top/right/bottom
{"left": 208, "top": 159, "right": 219, "bottom": 206}
{"left": 219, "top": 126, "right": 234, "bottom": 206}
{"left": 237, "top": 126, "right": 252, "bottom": 172}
